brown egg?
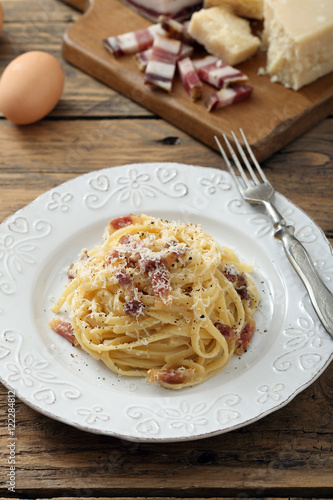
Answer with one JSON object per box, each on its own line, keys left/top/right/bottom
{"left": 0, "top": 51, "right": 65, "bottom": 125}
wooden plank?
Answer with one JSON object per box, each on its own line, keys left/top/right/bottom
{"left": 0, "top": 2, "right": 331, "bottom": 497}
{"left": 1, "top": 498, "right": 327, "bottom": 500}
{"left": 1, "top": 0, "right": 81, "bottom": 22}
{"left": 0, "top": 22, "right": 153, "bottom": 117}
{"left": 0, "top": 363, "right": 332, "bottom": 494}
{"left": 61, "top": 0, "right": 333, "bottom": 161}
{"left": 0, "top": 118, "right": 331, "bottom": 243}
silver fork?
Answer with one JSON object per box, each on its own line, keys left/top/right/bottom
{"left": 215, "top": 129, "right": 333, "bottom": 339}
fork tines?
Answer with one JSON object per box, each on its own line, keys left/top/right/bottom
{"left": 214, "top": 129, "right": 268, "bottom": 190}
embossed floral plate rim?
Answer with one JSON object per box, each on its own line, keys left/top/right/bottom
{"left": 0, "top": 162, "right": 332, "bottom": 442}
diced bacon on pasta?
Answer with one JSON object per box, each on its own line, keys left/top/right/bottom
{"left": 109, "top": 215, "right": 134, "bottom": 230}
{"left": 124, "top": 298, "right": 144, "bottom": 317}
{"left": 50, "top": 214, "right": 260, "bottom": 389}
{"left": 222, "top": 264, "right": 239, "bottom": 282}
{"left": 105, "top": 249, "right": 120, "bottom": 265}
{"left": 141, "top": 257, "right": 159, "bottom": 273}
{"left": 115, "top": 268, "right": 134, "bottom": 288}
{"left": 235, "top": 317, "right": 256, "bottom": 355}
{"left": 215, "top": 322, "right": 238, "bottom": 340}
{"left": 49, "top": 318, "right": 78, "bottom": 346}
{"left": 222, "top": 265, "right": 249, "bottom": 300}
{"left": 235, "top": 274, "right": 250, "bottom": 301}
{"left": 150, "top": 268, "right": 172, "bottom": 303}
{"left": 148, "top": 367, "right": 196, "bottom": 384}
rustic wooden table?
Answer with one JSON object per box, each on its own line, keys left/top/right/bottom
{"left": 0, "top": 1, "right": 332, "bottom": 498}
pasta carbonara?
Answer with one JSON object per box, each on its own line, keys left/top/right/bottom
{"left": 50, "top": 214, "right": 259, "bottom": 389}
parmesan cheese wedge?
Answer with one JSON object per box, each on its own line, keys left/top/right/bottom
{"left": 263, "top": 0, "right": 333, "bottom": 90}
{"left": 203, "top": 0, "right": 263, "bottom": 20}
{"left": 188, "top": 6, "right": 260, "bottom": 66}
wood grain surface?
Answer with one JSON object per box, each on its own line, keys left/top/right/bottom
{"left": 0, "top": 1, "right": 332, "bottom": 499}
{"left": 61, "top": 0, "right": 333, "bottom": 161}
{"left": 63, "top": 0, "right": 333, "bottom": 160}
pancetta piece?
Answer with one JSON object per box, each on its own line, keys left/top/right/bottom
{"left": 49, "top": 318, "right": 78, "bottom": 346}
{"left": 206, "top": 84, "right": 253, "bottom": 112}
{"left": 222, "top": 265, "right": 250, "bottom": 300}
{"left": 109, "top": 214, "right": 134, "bottom": 230}
{"left": 136, "top": 48, "right": 153, "bottom": 71}
{"left": 115, "top": 268, "right": 135, "bottom": 289}
{"left": 148, "top": 367, "right": 196, "bottom": 384}
{"left": 103, "top": 24, "right": 164, "bottom": 57}
{"left": 124, "top": 298, "right": 144, "bottom": 317}
{"left": 235, "top": 317, "right": 256, "bottom": 355}
{"left": 177, "top": 56, "right": 202, "bottom": 101}
{"left": 158, "top": 15, "right": 195, "bottom": 44}
{"left": 150, "top": 268, "right": 172, "bottom": 304}
{"left": 144, "top": 34, "right": 182, "bottom": 91}
{"left": 193, "top": 55, "right": 248, "bottom": 89}
{"left": 214, "top": 322, "right": 238, "bottom": 340}
{"left": 136, "top": 43, "right": 193, "bottom": 72}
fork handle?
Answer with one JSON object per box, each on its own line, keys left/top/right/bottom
{"left": 275, "top": 225, "right": 333, "bottom": 338}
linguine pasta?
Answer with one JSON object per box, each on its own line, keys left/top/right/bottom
{"left": 50, "top": 214, "right": 259, "bottom": 389}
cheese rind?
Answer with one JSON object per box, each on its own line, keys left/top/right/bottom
{"left": 188, "top": 6, "right": 260, "bottom": 65}
{"left": 203, "top": 0, "right": 263, "bottom": 20}
{"left": 263, "top": 0, "right": 333, "bottom": 90}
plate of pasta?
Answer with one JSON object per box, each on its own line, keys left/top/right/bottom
{"left": 0, "top": 162, "right": 332, "bottom": 442}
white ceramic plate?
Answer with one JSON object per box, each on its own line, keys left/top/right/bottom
{"left": 0, "top": 163, "right": 332, "bottom": 442}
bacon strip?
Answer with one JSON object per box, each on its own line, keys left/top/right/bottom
{"left": 222, "top": 264, "right": 238, "bottom": 282}
{"left": 109, "top": 215, "right": 133, "bottom": 230}
{"left": 136, "top": 43, "right": 193, "bottom": 72}
{"left": 150, "top": 268, "right": 172, "bottom": 303}
{"left": 124, "top": 298, "right": 144, "bottom": 317}
{"left": 193, "top": 55, "right": 248, "bottom": 89}
{"left": 215, "top": 322, "right": 238, "bottom": 340}
{"left": 136, "top": 48, "right": 153, "bottom": 72}
{"left": 222, "top": 266, "right": 250, "bottom": 300}
{"left": 49, "top": 318, "right": 78, "bottom": 346}
{"left": 148, "top": 367, "right": 195, "bottom": 384}
{"left": 103, "top": 24, "right": 164, "bottom": 57}
{"left": 177, "top": 56, "right": 202, "bottom": 101}
{"left": 234, "top": 273, "right": 249, "bottom": 300}
{"left": 144, "top": 34, "right": 182, "bottom": 92}
{"left": 115, "top": 268, "right": 134, "bottom": 288}
{"left": 235, "top": 317, "right": 256, "bottom": 355}
{"left": 158, "top": 16, "right": 195, "bottom": 44}
{"left": 206, "top": 84, "right": 253, "bottom": 112}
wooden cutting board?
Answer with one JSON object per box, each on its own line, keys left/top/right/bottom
{"left": 62, "top": 0, "right": 333, "bottom": 161}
